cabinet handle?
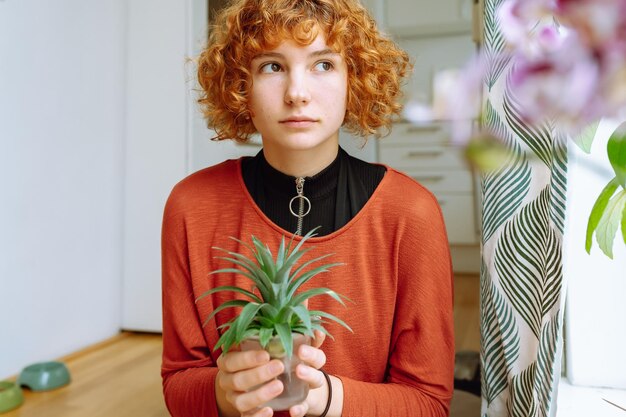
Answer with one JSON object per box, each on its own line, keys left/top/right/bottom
{"left": 406, "top": 150, "right": 444, "bottom": 158}
{"left": 412, "top": 175, "right": 444, "bottom": 182}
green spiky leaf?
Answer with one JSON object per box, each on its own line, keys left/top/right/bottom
{"left": 309, "top": 310, "right": 354, "bottom": 333}
{"left": 275, "top": 322, "right": 293, "bottom": 358}
{"left": 276, "top": 246, "right": 313, "bottom": 285}
{"left": 287, "top": 260, "right": 343, "bottom": 300}
{"left": 311, "top": 323, "right": 334, "bottom": 340}
{"left": 214, "top": 324, "right": 237, "bottom": 352}
{"left": 202, "top": 299, "right": 249, "bottom": 327}
{"left": 234, "top": 302, "right": 264, "bottom": 341}
{"left": 290, "top": 305, "right": 313, "bottom": 336}
{"left": 210, "top": 263, "right": 272, "bottom": 301}
{"left": 201, "top": 226, "right": 350, "bottom": 355}
{"left": 292, "top": 287, "right": 349, "bottom": 308}
{"left": 259, "top": 327, "right": 273, "bottom": 348}
{"left": 196, "top": 285, "right": 262, "bottom": 304}
{"left": 276, "top": 236, "right": 286, "bottom": 269}
{"left": 252, "top": 237, "right": 276, "bottom": 277}
{"left": 259, "top": 303, "right": 280, "bottom": 318}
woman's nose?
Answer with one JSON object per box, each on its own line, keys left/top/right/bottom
{"left": 284, "top": 72, "right": 311, "bottom": 105}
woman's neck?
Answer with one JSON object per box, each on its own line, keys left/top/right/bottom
{"left": 261, "top": 142, "right": 340, "bottom": 177}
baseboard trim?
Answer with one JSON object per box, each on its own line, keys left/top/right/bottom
{"left": 4, "top": 331, "right": 133, "bottom": 381}
{"left": 57, "top": 331, "right": 132, "bottom": 362}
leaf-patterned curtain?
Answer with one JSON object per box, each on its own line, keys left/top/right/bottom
{"left": 480, "top": 0, "right": 569, "bottom": 416}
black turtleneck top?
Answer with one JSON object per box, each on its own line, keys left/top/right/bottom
{"left": 241, "top": 147, "right": 386, "bottom": 237}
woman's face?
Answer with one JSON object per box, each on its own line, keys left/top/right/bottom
{"left": 248, "top": 33, "right": 348, "bottom": 159}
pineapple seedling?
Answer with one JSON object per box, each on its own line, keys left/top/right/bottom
{"left": 197, "top": 227, "right": 352, "bottom": 410}
{"left": 198, "top": 227, "right": 352, "bottom": 358}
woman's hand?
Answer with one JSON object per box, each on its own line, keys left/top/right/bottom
{"left": 215, "top": 349, "right": 286, "bottom": 417}
{"left": 288, "top": 330, "right": 329, "bottom": 417}
{"left": 215, "top": 329, "right": 328, "bottom": 417}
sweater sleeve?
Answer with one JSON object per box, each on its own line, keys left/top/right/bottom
{"left": 161, "top": 191, "right": 221, "bottom": 417}
{"left": 339, "top": 187, "right": 455, "bottom": 417}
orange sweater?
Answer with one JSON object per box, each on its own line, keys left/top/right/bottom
{"left": 161, "top": 158, "right": 454, "bottom": 417}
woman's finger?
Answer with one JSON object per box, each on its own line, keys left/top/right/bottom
{"left": 289, "top": 401, "right": 309, "bottom": 417}
{"left": 227, "top": 379, "right": 284, "bottom": 414}
{"left": 311, "top": 329, "right": 326, "bottom": 349}
{"left": 219, "top": 359, "right": 284, "bottom": 392}
{"left": 241, "top": 406, "right": 274, "bottom": 417}
{"left": 295, "top": 364, "right": 326, "bottom": 389}
{"left": 297, "top": 344, "right": 327, "bottom": 369}
{"left": 217, "top": 350, "right": 270, "bottom": 373}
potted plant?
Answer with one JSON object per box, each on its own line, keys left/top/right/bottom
{"left": 198, "top": 227, "right": 352, "bottom": 411}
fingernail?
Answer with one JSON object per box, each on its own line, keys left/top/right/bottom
{"left": 292, "top": 405, "right": 304, "bottom": 415}
{"left": 298, "top": 366, "right": 309, "bottom": 377}
{"left": 269, "top": 361, "right": 283, "bottom": 374}
{"left": 260, "top": 408, "right": 273, "bottom": 417}
{"left": 299, "top": 346, "right": 311, "bottom": 359}
{"left": 268, "top": 380, "right": 283, "bottom": 394}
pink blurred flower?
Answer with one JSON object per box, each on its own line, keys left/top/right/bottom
{"left": 498, "top": 0, "right": 552, "bottom": 48}
{"left": 554, "top": 0, "right": 626, "bottom": 46}
{"left": 508, "top": 32, "right": 601, "bottom": 131}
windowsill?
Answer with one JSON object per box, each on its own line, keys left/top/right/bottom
{"left": 557, "top": 378, "right": 626, "bottom": 416}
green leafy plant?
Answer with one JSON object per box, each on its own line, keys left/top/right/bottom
{"left": 197, "top": 227, "right": 352, "bottom": 358}
{"left": 584, "top": 122, "right": 626, "bottom": 259}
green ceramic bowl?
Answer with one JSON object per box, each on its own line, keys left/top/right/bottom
{"left": 0, "top": 381, "right": 24, "bottom": 413}
{"left": 17, "top": 361, "right": 71, "bottom": 391}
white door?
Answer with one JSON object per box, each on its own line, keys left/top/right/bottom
{"left": 122, "top": 0, "right": 209, "bottom": 332}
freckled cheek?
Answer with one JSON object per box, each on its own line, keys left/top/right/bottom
{"left": 333, "top": 79, "right": 349, "bottom": 109}
{"left": 331, "top": 88, "right": 348, "bottom": 117}
{"left": 319, "top": 78, "right": 347, "bottom": 101}
{"left": 261, "top": 106, "right": 275, "bottom": 122}
{"left": 249, "top": 91, "right": 275, "bottom": 121}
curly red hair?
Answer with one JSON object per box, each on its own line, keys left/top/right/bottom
{"left": 197, "top": 0, "right": 412, "bottom": 142}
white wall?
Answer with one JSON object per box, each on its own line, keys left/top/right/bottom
{"left": 0, "top": 0, "right": 127, "bottom": 378}
{"left": 564, "top": 120, "right": 626, "bottom": 389}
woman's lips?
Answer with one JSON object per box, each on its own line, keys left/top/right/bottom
{"left": 280, "top": 119, "right": 318, "bottom": 128}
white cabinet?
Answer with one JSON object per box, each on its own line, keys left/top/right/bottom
{"left": 377, "top": 122, "right": 479, "bottom": 245}
{"left": 365, "top": 1, "right": 481, "bottom": 270}
{"left": 384, "top": 0, "right": 474, "bottom": 38}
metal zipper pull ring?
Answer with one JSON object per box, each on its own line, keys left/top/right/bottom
{"left": 289, "top": 177, "right": 311, "bottom": 235}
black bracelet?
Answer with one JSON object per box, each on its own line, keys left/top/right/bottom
{"left": 319, "top": 369, "right": 332, "bottom": 417}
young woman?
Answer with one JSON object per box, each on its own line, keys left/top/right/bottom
{"left": 161, "top": 1, "right": 454, "bottom": 416}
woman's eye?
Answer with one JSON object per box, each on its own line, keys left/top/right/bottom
{"left": 260, "top": 63, "right": 282, "bottom": 73}
{"left": 314, "top": 61, "right": 333, "bottom": 72}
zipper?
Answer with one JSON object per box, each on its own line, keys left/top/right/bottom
{"left": 289, "top": 177, "right": 310, "bottom": 236}
{"left": 295, "top": 177, "right": 305, "bottom": 236}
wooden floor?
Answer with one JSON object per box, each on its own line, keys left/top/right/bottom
{"left": 4, "top": 274, "right": 479, "bottom": 416}
{"left": 454, "top": 273, "right": 481, "bottom": 352}
{"left": 4, "top": 333, "right": 169, "bottom": 417}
